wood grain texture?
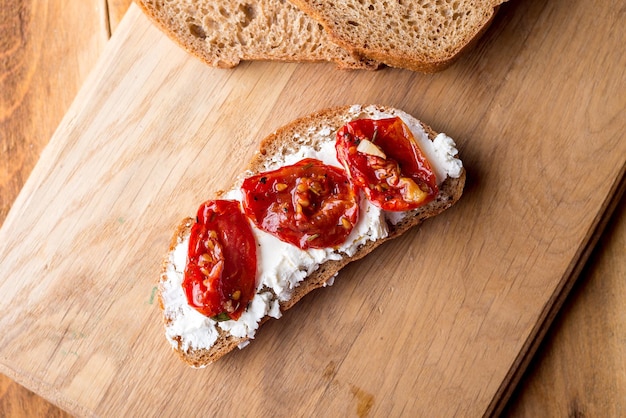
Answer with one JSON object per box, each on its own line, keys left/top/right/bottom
{"left": 0, "top": 0, "right": 131, "bottom": 416}
{"left": 505, "top": 193, "right": 626, "bottom": 417}
{"left": 0, "top": 374, "right": 70, "bottom": 418}
{"left": 0, "top": 0, "right": 108, "bottom": 225}
{"left": 0, "top": 0, "right": 624, "bottom": 417}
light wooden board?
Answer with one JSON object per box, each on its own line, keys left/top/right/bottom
{"left": 506, "top": 193, "right": 626, "bottom": 416}
{"left": 0, "top": 1, "right": 624, "bottom": 417}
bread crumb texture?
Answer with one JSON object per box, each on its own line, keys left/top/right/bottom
{"left": 290, "top": 0, "right": 506, "bottom": 70}
{"left": 137, "top": 0, "right": 378, "bottom": 69}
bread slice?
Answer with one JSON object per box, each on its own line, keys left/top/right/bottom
{"left": 288, "top": 0, "right": 507, "bottom": 72}
{"left": 135, "top": 0, "right": 379, "bottom": 69}
{"left": 159, "top": 104, "right": 466, "bottom": 367}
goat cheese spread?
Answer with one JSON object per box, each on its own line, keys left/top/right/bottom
{"left": 161, "top": 105, "right": 463, "bottom": 361}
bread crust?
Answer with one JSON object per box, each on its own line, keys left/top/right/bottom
{"left": 159, "top": 105, "right": 465, "bottom": 367}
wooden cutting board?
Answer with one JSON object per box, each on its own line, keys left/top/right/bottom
{"left": 0, "top": 2, "right": 624, "bottom": 417}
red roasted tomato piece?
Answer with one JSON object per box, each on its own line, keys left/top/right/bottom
{"left": 335, "top": 117, "right": 438, "bottom": 211}
{"left": 241, "top": 158, "right": 359, "bottom": 249}
{"left": 183, "top": 199, "right": 257, "bottom": 321}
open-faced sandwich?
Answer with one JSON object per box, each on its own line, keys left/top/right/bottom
{"left": 159, "top": 104, "right": 465, "bottom": 367}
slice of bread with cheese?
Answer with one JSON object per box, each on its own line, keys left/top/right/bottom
{"left": 287, "top": 0, "right": 507, "bottom": 72}
{"left": 159, "top": 104, "right": 466, "bottom": 367}
{"left": 136, "top": 0, "right": 379, "bottom": 69}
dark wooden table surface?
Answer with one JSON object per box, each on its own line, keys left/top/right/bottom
{"left": 1, "top": 0, "right": 624, "bottom": 416}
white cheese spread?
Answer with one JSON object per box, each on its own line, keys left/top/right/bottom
{"left": 160, "top": 105, "right": 463, "bottom": 356}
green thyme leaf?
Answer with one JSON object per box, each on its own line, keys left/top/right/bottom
{"left": 212, "top": 312, "right": 231, "bottom": 322}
